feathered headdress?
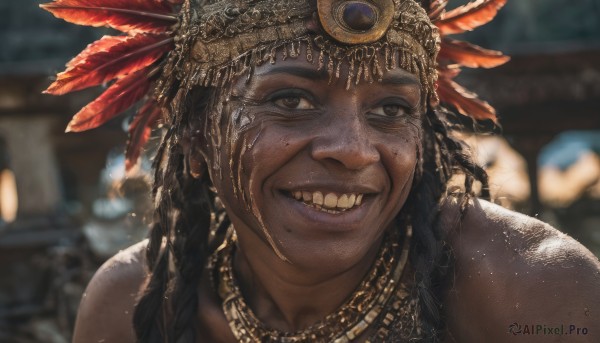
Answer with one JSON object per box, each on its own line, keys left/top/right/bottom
{"left": 41, "top": 0, "right": 509, "bottom": 171}
{"left": 40, "top": 0, "right": 181, "bottom": 171}
{"left": 429, "top": 0, "right": 509, "bottom": 121}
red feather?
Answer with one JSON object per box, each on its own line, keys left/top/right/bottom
{"left": 428, "top": 0, "right": 448, "bottom": 21}
{"left": 66, "top": 36, "right": 123, "bottom": 68}
{"left": 439, "top": 38, "right": 510, "bottom": 68}
{"left": 436, "top": 0, "right": 507, "bottom": 35}
{"left": 126, "top": 100, "right": 162, "bottom": 171}
{"left": 437, "top": 76, "right": 497, "bottom": 122}
{"left": 45, "top": 34, "right": 172, "bottom": 95}
{"left": 66, "top": 67, "right": 154, "bottom": 132}
{"left": 40, "top": 0, "right": 177, "bottom": 34}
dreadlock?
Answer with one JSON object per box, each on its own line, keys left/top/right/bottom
{"left": 391, "top": 106, "right": 490, "bottom": 342}
{"left": 132, "top": 12, "right": 491, "bottom": 339}
{"left": 132, "top": 85, "right": 227, "bottom": 342}
{"left": 132, "top": 93, "right": 490, "bottom": 343}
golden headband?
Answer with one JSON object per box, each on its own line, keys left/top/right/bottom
{"left": 41, "top": 0, "right": 509, "bottom": 170}
{"left": 159, "top": 0, "right": 438, "bottom": 101}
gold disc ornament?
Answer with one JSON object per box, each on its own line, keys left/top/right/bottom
{"left": 317, "top": 0, "right": 395, "bottom": 44}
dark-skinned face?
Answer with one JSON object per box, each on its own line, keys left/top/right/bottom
{"left": 201, "top": 50, "right": 423, "bottom": 274}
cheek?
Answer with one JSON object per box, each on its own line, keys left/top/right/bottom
{"left": 207, "top": 101, "right": 261, "bottom": 208}
{"left": 378, "top": 129, "right": 420, "bottom": 201}
{"left": 241, "top": 125, "right": 309, "bottom": 196}
{"left": 385, "top": 129, "right": 419, "bottom": 170}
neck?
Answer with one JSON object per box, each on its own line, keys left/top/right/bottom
{"left": 233, "top": 233, "right": 384, "bottom": 332}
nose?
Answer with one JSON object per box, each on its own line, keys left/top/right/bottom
{"left": 310, "top": 114, "right": 380, "bottom": 170}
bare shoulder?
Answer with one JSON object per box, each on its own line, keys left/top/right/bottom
{"left": 440, "top": 199, "right": 600, "bottom": 343}
{"left": 72, "top": 240, "right": 148, "bottom": 343}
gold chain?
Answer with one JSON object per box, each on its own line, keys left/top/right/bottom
{"left": 211, "top": 227, "right": 413, "bottom": 342}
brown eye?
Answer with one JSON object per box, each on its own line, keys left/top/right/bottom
{"left": 279, "top": 97, "right": 300, "bottom": 108}
{"left": 371, "top": 103, "right": 407, "bottom": 117}
{"left": 274, "top": 96, "right": 315, "bottom": 110}
{"left": 383, "top": 104, "right": 401, "bottom": 116}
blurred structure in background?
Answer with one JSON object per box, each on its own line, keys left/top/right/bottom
{"left": 0, "top": 0, "right": 599, "bottom": 342}
{"left": 452, "top": 0, "right": 600, "bottom": 258}
{"left": 0, "top": 1, "right": 154, "bottom": 341}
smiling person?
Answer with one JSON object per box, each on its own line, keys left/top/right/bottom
{"left": 41, "top": 0, "right": 600, "bottom": 342}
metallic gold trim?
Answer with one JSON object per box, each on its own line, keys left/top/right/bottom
{"left": 318, "top": 0, "right": 395, "bottom": 44}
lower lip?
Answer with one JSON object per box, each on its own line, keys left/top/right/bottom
{"left": 277, "top": 191, "right": 374, "bottom": 233}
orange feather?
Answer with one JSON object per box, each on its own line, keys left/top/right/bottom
{"left": 126, "top": 100, "right": 162, "bottom": 171}
{"left": 436, "top": 0, "right": 507, "bottom": 35}
{"left": 40, "top": 0, "right": 177, "bottom": 34}
{"left": 45, "top": 34, "right": 172, "bottom": 95}
{"left": 439, "top": 38, "right": 510, "bottom": 68}
{"left": 437, "top": 76, "right": 497, "bottom": 122}
{"left": 428, "top": 0, "right": 449, "bottom": 21}
{"left": 66, "top": 67, "right": 154, "bottom": 132}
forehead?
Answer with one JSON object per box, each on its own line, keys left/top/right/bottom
{"left": 234, "top": 52, "right": 422, "bottom": 93}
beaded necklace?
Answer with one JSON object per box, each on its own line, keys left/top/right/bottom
{"left": 210, "top": 226, "right": 416, "bottom": 342}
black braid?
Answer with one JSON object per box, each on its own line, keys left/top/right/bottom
{"left": 398, "top": 107, "right": 490, "bottom": 342}
{"left": 133, "top": 102, "right": 491, "bottom": 343}
{"left": 133, "top": 44, "right": 490, "bottom": 343}
{"left": 132, "top": 86, "right": 224, "bottom": 342}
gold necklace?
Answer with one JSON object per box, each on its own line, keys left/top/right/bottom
{"left": 211, "top": 227, "right": 412, "bottom": 342}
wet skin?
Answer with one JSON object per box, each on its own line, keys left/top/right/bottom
{"left": 199, "top": 55, "right": 423, "bottom": 331}
{"left": 71, "top": 55, "right": 600, "bottom": 343}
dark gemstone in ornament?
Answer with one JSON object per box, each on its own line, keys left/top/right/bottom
{"left": 342, "top": 2, "right": 377, "bottom": 31}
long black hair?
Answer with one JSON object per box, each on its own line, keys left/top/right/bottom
{"left": 132, "top": 0, "right": 490, "bottom": 337}
{"left": 131, "top": 81, "right": 489, "bottom": 343}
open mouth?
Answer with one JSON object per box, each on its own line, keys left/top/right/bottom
{"left": 287, "top": 190, "right": 364, "bottom": 214}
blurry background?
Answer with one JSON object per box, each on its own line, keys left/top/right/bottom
{"left": 0, "top": 0, "right": 599, "bottom": 341}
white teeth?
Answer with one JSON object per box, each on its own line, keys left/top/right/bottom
{"left": 337, "top": 194, "right": 349, "bottom": 209}
{"left": 291, "top": 190, "right": 365, "bottom": 212}
{"left": 313, "top": 191, "right": 324, "bottom": 206}
{"left": 356, "top": 194, "right": 363, "bottom": 206}
{"left": 348, "top": 194, "right": 356, "bottom": 207}
{"left": 302, "top": 191, "right": 312, "bottom": 202}
{"left": 324, "top": 193, "right": 338, "bottom": 208}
